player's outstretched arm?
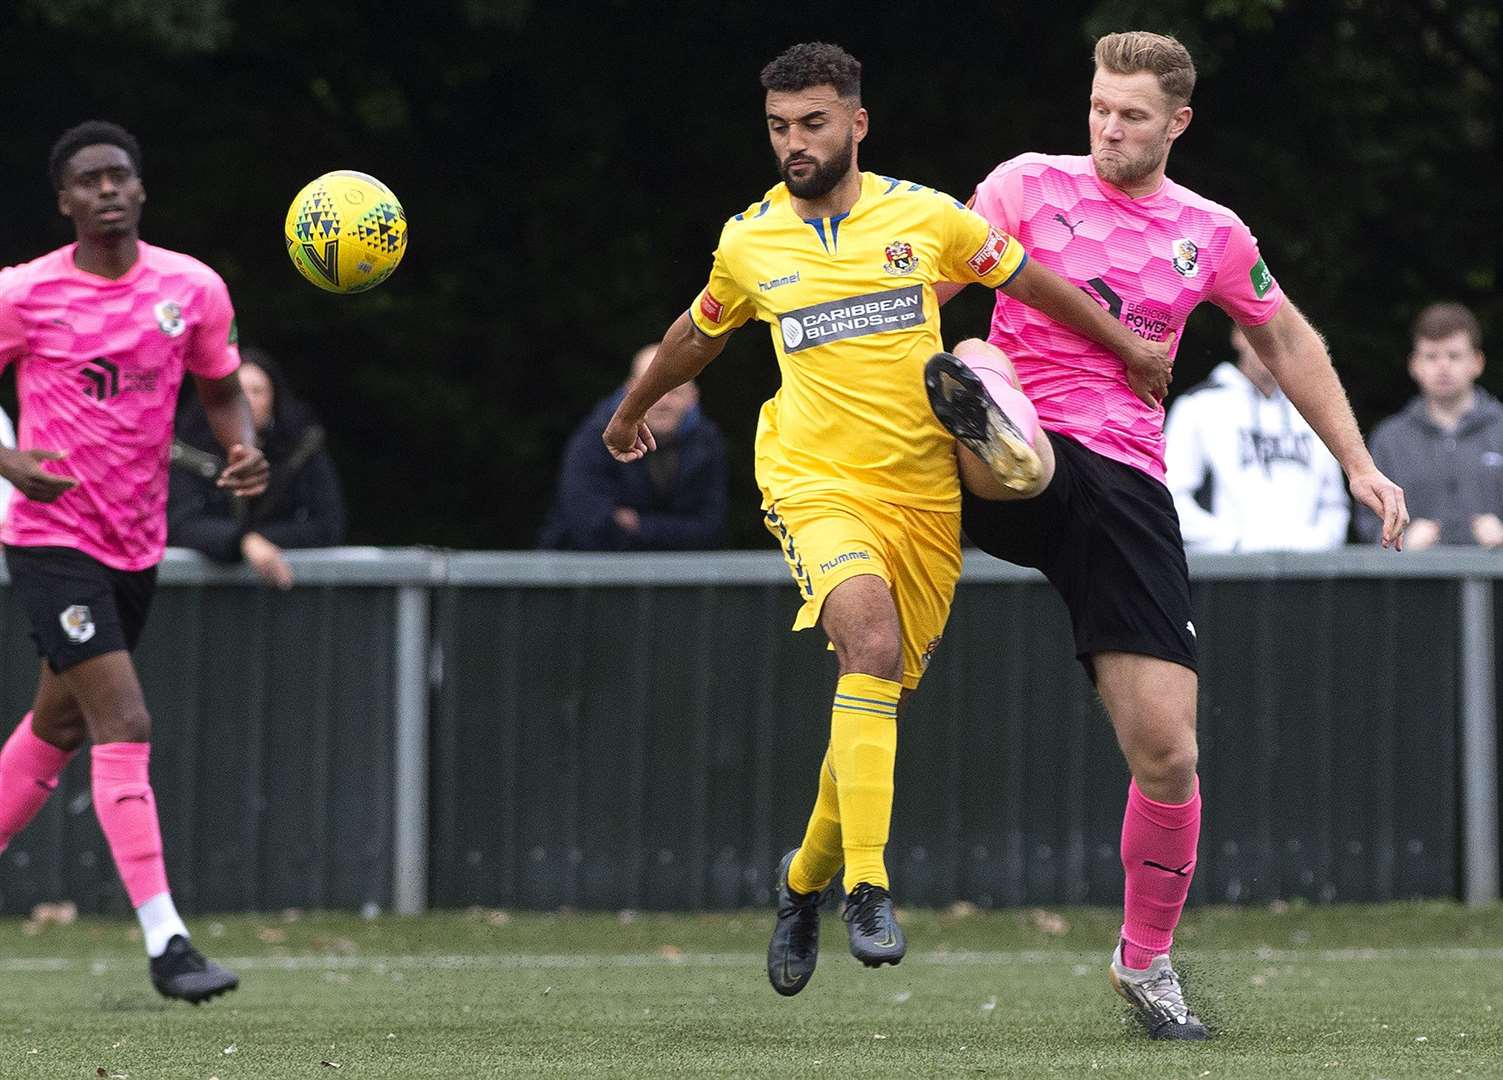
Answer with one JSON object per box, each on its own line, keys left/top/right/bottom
{"left": 193, "top": 372, "right": 269, "bottom": 499}
{"left": 999, "top": 259, "right": 1173, "bottom": 404}
{"left": 1240, "top": 303, "right": 1409, "bottom": 550}
{"left": 603, "top": 310, "right": 728, "bottom": 462}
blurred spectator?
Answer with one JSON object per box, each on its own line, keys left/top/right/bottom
{"left": 169, "top": 347, "right": 347, "bottom": 587}
{"left": 539, "top": 343, "right": 727, "bottom": 550}
{"left": 1360, "top": 302, "right": 1501, "bottom": 549}
{"left": 0, "top": 404, "right": 13, "bottom": 526}
{"left": 1164, "top": 324, "right": 1349, "bottom": 552}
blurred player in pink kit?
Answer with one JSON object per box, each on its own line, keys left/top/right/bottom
{"left": 0, "top": 122, "right": 268, "bottom": 1003}
{"left": 924, "top": 33, "right": 1408, "bottom": 1038}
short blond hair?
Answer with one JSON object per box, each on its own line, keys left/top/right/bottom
{"left": 1094, "top": 32, "right": 1196, "bottom": 106}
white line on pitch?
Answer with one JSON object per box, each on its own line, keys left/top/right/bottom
{"left": 3, "top": 946, "right": 1503, "bottom": 974}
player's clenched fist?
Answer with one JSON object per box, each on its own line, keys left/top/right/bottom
{"left": 603, "top": 413, "right": 656, "bottom": 463}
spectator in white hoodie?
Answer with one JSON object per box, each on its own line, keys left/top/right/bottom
{"left": 1164, "top": 324, "right": 1350, "bottom": 552}
{"left": 0, "top": 404, "right": 14, "bottom": 526}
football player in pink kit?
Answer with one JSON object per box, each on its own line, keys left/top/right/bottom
{"left": 0, "top": 122, "right": 268, "bottom": 1003}
{"left": 924, "top": 33, "right": 1408, "bottom": 1039}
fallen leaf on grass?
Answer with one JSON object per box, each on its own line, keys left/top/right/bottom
{"left": 1030, "top": 909, "right": 1069, "bottom": 936}
{"left": 256, "top": 927, "right": 288, "bottom": 944}
{"left": 33, "top": 901, "right": 77, "bottom": 925}
{"left": 657, "top": 944, "right": 683, "bottom": 959}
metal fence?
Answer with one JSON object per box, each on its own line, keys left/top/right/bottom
{"left": 0, "top": 547, "right": 1496, "bottom": 915}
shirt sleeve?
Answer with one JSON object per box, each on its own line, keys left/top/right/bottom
{"left": 688, "top": 241, "right": 756, "bottom": 339}
{"left": 1210, "top": 218, "right": 1285, "bottom": 327}
{"left": 936, "top": 198, "right": 1026, "bottom": 289}
{"left": 969, "top": 158, "right": 1026, "bottom": 237}
{"left": 187, "top": 273, "right": 242, "bottom": 379}
{"left": 0, "top": 294, "right": 28, "bottom": 375}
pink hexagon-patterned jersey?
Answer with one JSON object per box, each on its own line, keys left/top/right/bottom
{"left": 0, "top": 243, "right": 241, "bottom": 570}
{"left": 971, "top": 153, "right": 1284, "bottom": 481}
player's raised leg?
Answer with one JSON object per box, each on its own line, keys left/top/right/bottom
{"left": 0, "top": 666, "right": 86, "bottom": 854}
{"left": 1095, "top": 650, "right": 1208, "bottom": 1040}
{"left": 925, "top": 340, "right": 1054, "bottom": 501}
{"left": 45, "top": 652, "right": 239, "bottom": 1004}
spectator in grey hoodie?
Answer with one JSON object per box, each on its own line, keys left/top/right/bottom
{"left": 1361, "top": 302, "right": 1502, "bottom": 549}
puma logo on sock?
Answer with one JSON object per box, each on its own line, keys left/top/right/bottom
{"left": 1143, "top": 859, "right": 1193, "bottom": 877}
{"left": 115, "top": 793, "right": 149, "bottom": 805}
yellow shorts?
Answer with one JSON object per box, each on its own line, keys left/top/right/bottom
{"left": 762, "top": 491, "right": 962, "bottom": 689}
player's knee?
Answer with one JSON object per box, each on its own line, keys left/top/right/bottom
{"left": 953, "top": 337, "right": 1014, "bottom": 369}
{"left": 1134, "top": 742, "right": 1198, "bottom": 790}
{"left": 32, "top": 708, "right": 87, "bottom": 753}
{"left": 836, "top": 628, "right": 903, "bottom": 683}
{"left": 91, "top": 705, "right": 152, "bottom": 745}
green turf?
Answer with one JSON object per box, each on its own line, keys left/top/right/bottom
{"left": 0, "top": 903, "right": 1500, "bottom": 1078}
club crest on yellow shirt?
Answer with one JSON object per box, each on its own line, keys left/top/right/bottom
{"left": 883, "top": 240, "right": 919, "bottom": 276}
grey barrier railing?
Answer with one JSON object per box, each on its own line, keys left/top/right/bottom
{"left": 0, "top": 546, "right": 1497, "bottom": 914}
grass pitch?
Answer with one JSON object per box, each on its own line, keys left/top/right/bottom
{"left": 0, "top": 903, "right": 1499, "bottom": 1078}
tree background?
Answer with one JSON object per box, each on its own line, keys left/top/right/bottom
{"left": 0, "top": 0, "right": 1493, "bottom": 548}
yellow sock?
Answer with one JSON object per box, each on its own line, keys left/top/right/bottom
{"left": 787, "top": 746, "right": 842, "bottom": 895}
{"left": 830, "top": 672, "right": 900, "bottom": 891}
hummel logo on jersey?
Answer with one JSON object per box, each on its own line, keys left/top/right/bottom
{"left": 1054, "top": 213, "right": 1083, "bottom": 237}
{"left": 80, "top": 358, "right": 120, "bottom": 401}
{"left": 758, "top": 272, "right": 800, "bottom": 292}
{"left": 1143, "top": 859, "right": 1194, "bottom": 877}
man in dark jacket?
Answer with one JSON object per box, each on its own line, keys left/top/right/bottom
{"left": 539, "top": 344, "right": 727, "bottom": 550}
{"left": 169, "top": 348, "right": 347, "bottom": 586}
{"left": 1361, "top": 302, "right": 1502, "bottom": 548}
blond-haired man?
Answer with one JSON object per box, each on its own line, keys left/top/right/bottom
{"left": 926, "top": 31, "right": 1407, "bottom": 1038}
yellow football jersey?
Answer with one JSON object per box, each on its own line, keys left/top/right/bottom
{"left": 690, "top": 171, "right": 1026, "bottom": 511}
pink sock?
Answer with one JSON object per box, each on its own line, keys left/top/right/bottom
{"left": 967, "top": 358, "right": 1040, "bottom": 445}
{"left": 0, "top": 713, "right": 76, "bottom": 852}
{"left": 1120, "top": 776, "right": 1201, "bottom": 970}
{"left": 91, "top": 742, "right": 170, "bottom": 907}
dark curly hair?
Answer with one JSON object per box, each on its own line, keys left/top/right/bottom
{"left": 760, "top": 42, "right": 861, "bottom": 99}
{"left": 49, "top": 121, "right": 142, "bottom": 191}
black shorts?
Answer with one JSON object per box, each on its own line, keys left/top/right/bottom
{"left": 4, "top": 546, "right": 158, "bottom": 673}
{"left": 961, "top": 431, "right": 1197, "bottom": 676}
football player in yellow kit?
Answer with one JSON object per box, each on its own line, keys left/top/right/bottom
{"left": 603, "top": 42, "right": 1168, "bottom": 994}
